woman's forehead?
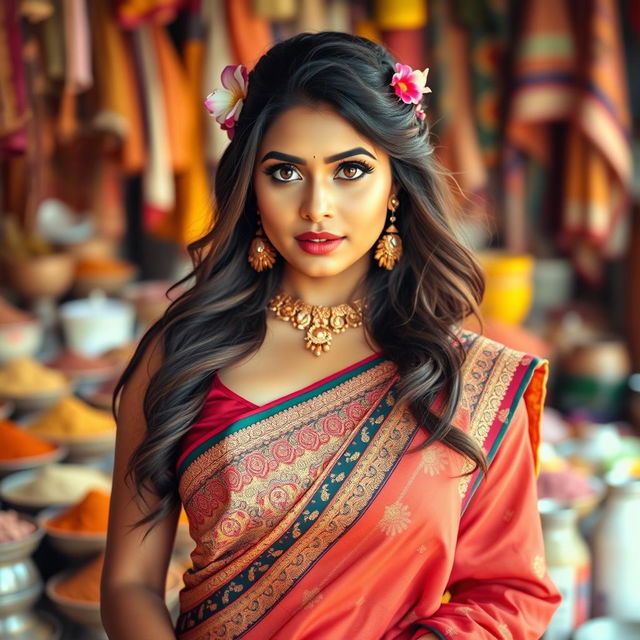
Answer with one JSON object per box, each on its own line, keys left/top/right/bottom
{"left": 257, "top": 104, "right": 381, "bottom": 160}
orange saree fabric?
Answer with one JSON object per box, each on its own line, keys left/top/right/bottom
{"left": 176, "top": 332, "right": 560, "bottom": 639}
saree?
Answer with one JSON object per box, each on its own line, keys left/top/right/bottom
{"left": 176, "top": 331, "right": 561, "bottom": 639}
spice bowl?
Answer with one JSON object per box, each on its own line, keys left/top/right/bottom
{"left": 0, "top": 319, "right": 43, "bottom": 365}
{"left": 0, "top": 609, "right": 62, "bottom": 640}
{"left": 45, "top": 572, "right": 103, "bottom": 629}
{"left": 0, "top": 466, "right": 112, "bottom": 514}
{"left": 0, "top": 514, "right": 43, "bottom": 566}
{"left": 0, "top": 514, "right": 48, "bottom": 639}
{"left": 0, "top": 387, "right": 70, "bottom": 415}
{"left": 5, "top": 253, "right": 76, "bottom": 302}
{"left": 73, "top": 259, "right": 137, "bottom": 298}
{"left": 34, "top": 431, "right": 116, "bottom": 464}
{"left": 46, "top": 349, "right": 120, "bottom": 387}
{"left": 46, "top": 562, "right": 183, "bottom": 631}
{"left": 0, "top": 444, "right": 67, "bottom": 479}
{"left": 39, "top": 507, "right": 106, "bottom": 559}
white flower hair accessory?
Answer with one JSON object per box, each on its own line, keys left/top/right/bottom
{"left": 204, "top": 64, "right": 248, "bottom": 140}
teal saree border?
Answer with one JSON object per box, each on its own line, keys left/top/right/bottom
{"left": 177, "top": 379, "right": 402, "bottom": 634}
{"left": 179, "top": 354, "right": 386, "bottom": 476}
{"left": 461, "top": 356, "right": 543, "bottom": 516}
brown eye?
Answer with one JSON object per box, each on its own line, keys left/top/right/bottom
{"left": 342, "top": 166, "right": 358, "bottom": 178}
{"left": 335, "top": 161, "right": 372, "bottom": 181}
{"left": 265, "top": 164, "right": 301, "bottom": 182}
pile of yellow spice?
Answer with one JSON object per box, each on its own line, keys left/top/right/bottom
{"left": 29, "top": 396, "right": 115, "bottom": 440}
{"left": 0, "top": 357, "right": 68, "bottom": 396}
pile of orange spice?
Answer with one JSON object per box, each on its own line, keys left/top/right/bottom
{"left": 55, "top": 553, "right": 104, "bottom": 603}
{"left": 46, "top": 489, "right": 110, "bottom": 534}
{"left": 75, "top": 258, "right": 133, "bottom": 277}
{"left": 54, "top": 553, "right": 179, "bottom": 603}
{"left": 0, "top": 420, "right": 56, "bottom": 460}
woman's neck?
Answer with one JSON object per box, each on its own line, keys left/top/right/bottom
{"left": 279, "top": 264, "right": 367, "bottom": 307}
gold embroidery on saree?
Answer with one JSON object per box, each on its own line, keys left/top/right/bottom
{"left": 180, "top": 400, "right": 416, "bottom": 639}
{"left": 379, "top": 501, "right": 412, "bottom": 536}
{"left": 456, "top": 337, "right": 522, "bottom": 499}
{"left": 179, "top": 366, "right": 398, "bottom": 608}
{"left": 180, "top": 361, "right": 395, "bottom": 501}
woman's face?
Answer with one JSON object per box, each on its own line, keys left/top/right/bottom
{"left": 253, "top": 103, "right": 396, "bottom": 284}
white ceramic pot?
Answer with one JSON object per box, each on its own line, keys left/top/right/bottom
{"left": 59, "top": 296, "right": 135, "bottom": 357}
{"left": 0, "top": 320, "right": 43, "bottom": 364}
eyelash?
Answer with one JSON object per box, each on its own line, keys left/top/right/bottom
{"left": 263, "top": 160, "right": 375, "bottom": 183}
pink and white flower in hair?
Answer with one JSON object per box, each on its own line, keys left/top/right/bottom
{"left": 390, "top": 63, "right": 431, "bottom": 113}
{"left": 204, "top": 64, "right": 248, "bottom": 140}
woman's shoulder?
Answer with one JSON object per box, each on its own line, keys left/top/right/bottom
{"left": 453, "top": 329, "right": 548, "bottom": 446}
{"left": 457, "top": 328, "right": 547, "bottom": 374}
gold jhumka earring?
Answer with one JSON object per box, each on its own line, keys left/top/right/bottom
{"left": 374, "top": 196, "right": 403, "bottom": 270}
{"left": 248, "top": 215, "right": 277, "bottom": 272}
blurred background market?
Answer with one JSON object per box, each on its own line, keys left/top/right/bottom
{"left": 1, "top": 1, "right": 640, "bottom": 639}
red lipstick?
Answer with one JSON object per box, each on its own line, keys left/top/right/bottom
{"left": 295, "top": 231, "right": 345, "bottom": 255}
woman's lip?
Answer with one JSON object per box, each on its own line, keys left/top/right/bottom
{"left": 295, "top": 232, "right": 344, "bottom": 240}
{"left": 296, "top": 237, "right": 344, "bottom": 255}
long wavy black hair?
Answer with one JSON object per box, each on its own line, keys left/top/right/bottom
{"left": 115, "top": 31, "right": 486, "bottom": 529}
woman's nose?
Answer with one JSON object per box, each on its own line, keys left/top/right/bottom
{"left": 299, "top": 178, "right": 335, "bottom": 222}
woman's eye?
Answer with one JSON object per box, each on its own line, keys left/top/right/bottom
{"left": 335, "top": 162, "right": 373, "bottom": 180}
{"left": 268, "top": 165, "right": 301, "bottom": 182}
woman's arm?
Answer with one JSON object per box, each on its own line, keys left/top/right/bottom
{"left": 412, "top": 399, "right": 561, "bottom": 640}
{"left": 101, "top": 338, "right": 179, "bottom": 639}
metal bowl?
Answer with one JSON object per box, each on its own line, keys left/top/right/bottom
{"left": 0, "top": 515, "right": 45, "bottom": 620}
{"left": 0, "top": 609, "right": 62, "bottom": 640}
{"left": 0, "top": 515, "right": 44, "bottom": 564}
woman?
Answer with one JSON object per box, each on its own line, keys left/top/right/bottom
{"left": 101, "top": 32, "right": 560, "bottom": 640}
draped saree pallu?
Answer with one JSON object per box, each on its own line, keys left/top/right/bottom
{"left": 175, "top": 333, "right": 560, "bottom": 640}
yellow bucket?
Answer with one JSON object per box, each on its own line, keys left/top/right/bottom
{"left": 478, "top": 251, "right": 534, "bottom": 326}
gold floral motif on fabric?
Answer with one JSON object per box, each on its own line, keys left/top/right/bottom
{"left": 378, "top": 501, "right": 412, "bottom": 536}
{"left": 532, "top": 555, "right": 546, "bottom": 579}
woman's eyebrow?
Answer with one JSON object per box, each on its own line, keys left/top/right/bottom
{"left": 260, "top": 147, "right": 377, "bottom": 165}
{"left": 260, "top": 151, "right": 306, "bottom": 164}
{"left": 325, "top": 147, "right": 377, "bottom": 163}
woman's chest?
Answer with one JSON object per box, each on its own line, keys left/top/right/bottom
{"left": 216, "top": 320, "right": 379, "bottom": 407}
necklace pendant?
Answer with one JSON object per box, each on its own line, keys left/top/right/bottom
{"left": 268, "top": 292, "right": 364, "bottom": 357}
{"left": 305, "top": 325, "right": 332, "bottom": 356}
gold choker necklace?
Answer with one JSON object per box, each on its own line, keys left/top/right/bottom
{"left": 268, "top": 292, "right": 364, "bottom": 356}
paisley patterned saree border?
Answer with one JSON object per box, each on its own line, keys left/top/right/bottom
{"left": 176, "top": 382, "right": 419, "bottom": 639}
{"left": 178, "top": 354, "right": 389, "bottom": 477}
{"left": 458, "top": 337, "right": 547, "bottom": 514}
